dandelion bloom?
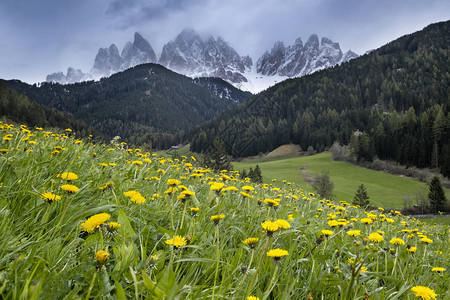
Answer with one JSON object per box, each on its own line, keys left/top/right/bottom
{"left": 267, "top": 248, "right": 289, "bottom": 260}
{"left": 131, "top": 160, "right": 143, "bottom": 165}
{"left": 60, "top": 184, "right": 79, "bottom": 193}
{"left": 242, "top": 186, "right": 254, "bottom": 191}
{"left": 261, "top": 220, "right": 279, "bottom": 235}
{"left": 321, "top": 229, "right": 333, "bottom": 236}
{"left": 41, "top": 192, "right": 61, "bottom": 202}
{"left": 240, "top": 192, "right": 251, "bottom": 198}
{"left": 167, "top": 179, "right": 181, "bottom": 186}
{"left": 328, "top": 220, "right": 340, "bottom": 227}
{"left": 80, "top": 213, "right": 111, "bottom": 233}
{"left": 95, "top": 250, "right": 110, "bottom": 264}
{"left": 275, "top": 219, "right": 290, "bottom": 229}
{"left": 210, "top": 214, "right": 225, "bottom": 224}
{"left": 407, "top": 246, "right": 417, "bottom": 253}
{"left": 130, "top": 193, "right": 146, "bottom": 204}
{"left": 420, "top": 237, "right": 433, "bottom": 244}
{"left": 243, "top": 237, "right": 259, "bottom": 248}
{"left": 165, "top": 236, "right": 187, "bottom": 248}
{"left": 410, "top": 286, "right": 437, "bottom": 300}
{"left": 347, "top": 230, "right": 361, "bottom": 237}
{"left": 368, "top": 232, "right": 384, "bottom": 243}
{"left": 247, "top": 296, "right": 260, "bottom": 300}
{"left": 390, "top": 238, "right": 405, "bottom": 246}
{"left": 360, "top": 218, "right": 373, "bottom": 224}
{"left": 210, "top": 182, "right": 225, "bottom": 192}
{"left": 431, "top": 267, "right": 446, "bottom": 273}
{"left": 108, "top": 222, "right": 121, "bottom": 230}
{"left": 264, "top": 199, "right": 279, "bottom": 207}
{"left": 59, "top": 172, "right": 79, "bottom": 181}
{"left": 190, "top": 207, "right": 200, "bottom": 213}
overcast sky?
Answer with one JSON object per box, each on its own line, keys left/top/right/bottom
{"left": 1, "top": 0, "right": 449, "bottom": 83}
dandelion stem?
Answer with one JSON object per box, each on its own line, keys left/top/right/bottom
{"left": 180, "top": 202, "right": 187, "bottom": 229}
{"left": 262, "top": 263, "right": 279, "bottom": 300}
{"left": 212, "top": 225, "right": 220, "bottom": 300}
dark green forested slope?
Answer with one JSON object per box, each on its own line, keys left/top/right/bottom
{"left": 0, "top": 82, "right": 96, "bottom": 137}
{"left": 3, "top": 63, "right": 237, "bottom": 148}
{"left": 190, "top": 20, "right": 450, "bottom": 177}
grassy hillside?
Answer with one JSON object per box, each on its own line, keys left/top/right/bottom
{"left": 0, "top": 122, "right": 448, "bottom": 299}
{"left": 234, "top": 152, "right": 450, "bottom": 209}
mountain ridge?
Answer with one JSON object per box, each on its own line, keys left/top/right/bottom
{"left": 45, "top": 29, "right": 358, "bottom": 92}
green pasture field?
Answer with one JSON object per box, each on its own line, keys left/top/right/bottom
{"left": 233, "top": 152, "right": 450, "bottom": 210}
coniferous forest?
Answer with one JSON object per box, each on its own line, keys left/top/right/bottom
{"left": 190, "top": 21, "right": 450, "bottom": 177}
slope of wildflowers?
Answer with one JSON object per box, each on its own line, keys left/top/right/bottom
{"left": 0, "top": 122, "right": 448, "bottom": 299}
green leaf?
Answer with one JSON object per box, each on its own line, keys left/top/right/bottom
{"left": 117, "top": 209, "right": 136, "bottom": 239}
{"left": 114, "top": 281, "right": 126, "bottom": 300}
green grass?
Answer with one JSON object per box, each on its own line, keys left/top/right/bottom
{"left": 0, "top": 124, "right": 448, "bottom": 299}
{"left": 233, "top": 152, "right": 450, "bottom": 209}
{"left": 421, "top": 216, "right": 450, "bottom": 225}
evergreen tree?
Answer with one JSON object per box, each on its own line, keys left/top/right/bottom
{"left": 206, "top": 138, "right": 232, "bottom": 172}
{"left": 353, "top": 184, "right": 371, "bottom": 207}
{"left": 253, "top": 165, "right": 263, "bottom": 183}
{"left": 312, "top": 171, "right": 334, "bottom": 200}
{"left": 427, "top": 176, "right": 447, "bottom": 213}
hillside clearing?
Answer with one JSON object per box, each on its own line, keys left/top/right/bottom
{"left": 233, "top": 151, "right": 450, "bottom": 209}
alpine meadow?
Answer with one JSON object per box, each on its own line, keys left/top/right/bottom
{"left": 0, "top": 3, "right": 449, "bottom": 299}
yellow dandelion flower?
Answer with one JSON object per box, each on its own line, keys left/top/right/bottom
{"left": 165, "top": 186, "right": 178, "bottom": 195}
{"left": 360, "top": 218, "right": 373, "bottom": 224}
{"left": 321, "top": 229, "right": 333, "bottom": 236}
{"left": 165, "top": 235, "right": 186, "bottom": 248}
{"left": 41, "top": 192, "right": 62, "bottom": 202}
{"left": 368, "top": 232, "right": 384, "bottom": 243}
{"left": 210, "top": 182, "right": 225, "bottom": 192}
{"left": 59, "top": 172, "right": 79, "bottom": 181}
{"left": 210, "top": 214, "right": 225, "bottom": 224}
{"left": 407, "top": 246, "right": 417, "bottom": 253}
{"left": 247, "top": 296, "right": 260, "bottom": 300}
{"left": 267, "top": 248, "right": 289, "bottom": 260}
{"left": 261, "top": 220, "right": 279, "bottom": 235}
{"left": 95, "top": 250, "right": 109, "bottom": 264}
{"left": 108, "top": 222, "right": 121, "bottom": 230}
{"left": 80, "top": 213, "right": 111, "bottom": 233}
{"left": 243, "top": 237, "right": 259, "bottom": 248}
{"left": 431, "top": 267, "right": 446, "bottom": 273}
{"left": 167, "top": 179, "right": 181, "bottom": 186}
{"left": 328, "top": 220, "right": 340, "bottom": 227}
{"left": 131, "top": 193, "right": 145, "bottom": 204}
{"left": 275, "top": 219, "right": 290, "bottom": 229}
{"left": 410, "top": 286, "right": 437, "bottom": 300}
{"left": 242, "top": 185, "right": 254, "bottom": 191}
{"left": 347, "top": 230, "right": 361, "bottom": 237}
{"left": 264, "top": 198, "right": 279, "bottom": 207}
{"left": 390, "top": 238, "right": 405, "bottom": 246}
{"left": 131, "top": 160, "right": 143, "bottom": 165}
{"left": 60, "top": 184, "right": 79, "bottom": 193}
{"left": 420, "top": 237, "right": 433, "bottom": 244}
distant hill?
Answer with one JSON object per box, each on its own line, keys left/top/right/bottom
{"left": 190, "top": 20, "right": 450, "bottom": 177}
{"left": 0, "top": 81, "right": 96, "bottom": 137}
{"left": 3, "top": 63, "right": 241, "bottom": 149}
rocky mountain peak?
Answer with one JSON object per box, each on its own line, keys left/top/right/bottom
{"left": 159, "top": 29, "right": 250, "bottom": 83}
{"left": 256, "top": 34, "right": 357, "bottom": 78}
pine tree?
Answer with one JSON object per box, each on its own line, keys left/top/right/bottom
{"left": 253, "top": 165, "right": 263, "bottom": 183}
{"left": 206, "top": 138, "right": 232, "bottom": 172}
{"left": 312, "top": 172, "right": 334, "bottom": 200}
{"left": 353, "top": 184, "right": 370, "bottom": 207}
{"left": 427, "top": 176, "right": 447, "bottom": 213}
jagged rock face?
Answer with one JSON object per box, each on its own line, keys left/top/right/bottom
{"left": 46, "top": 68, "right": 91, "bottom": 84}
{"left": 45, "top": 30, "right": 357, "bottom": 92}
{"left": 256, "top": 34, "right": 355, "bottom": 77}
{"left": 90, "top": 33, "right": 156, "bottom": 78}
{"left": 159, "top": 29, "right": 250, "bottom": 83}
{"left": 121, "top": 32, "right": 156, "bottom": 69}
